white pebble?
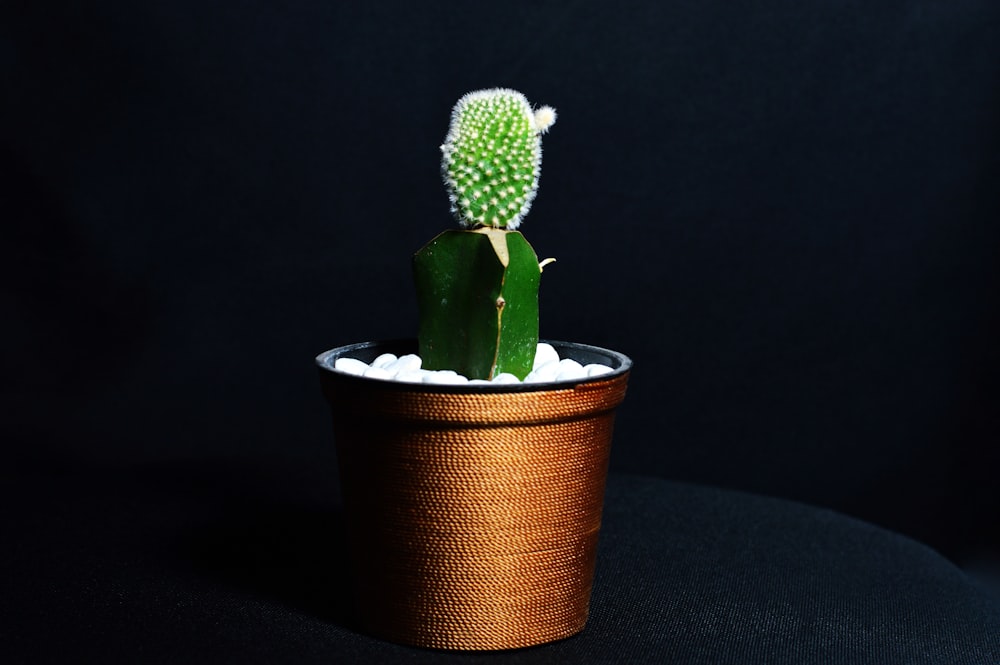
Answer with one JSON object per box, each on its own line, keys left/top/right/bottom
{"left": 363, "top": 366, "right": 393, "bottom": 380}
{"left": 332, "top": 343, "right": 617, "bottom": 386}
{"left": 371, "top": 353, "right": 398, "bottom": 369}
{"left": 533, "top": 343, "right": 560, "bottom": 370}
{"left": 585, "top": 363, "right": 614, "bottom": 377}
{"left": 423, "top": 370, "right": 469, "bottom": 385}
{"left": 524, "top": 360, "right": 560, "bottom": 383}
{"left": 467, "top": 379, "right": 492, "bottom": 385}
{"left": 555, "top": 359, "right": 586, "bottom": 381}
{"left": 394, "top": 369, "right": 428, "bottom": 383}
{"left": 385, "top": 354, "right": 421, "bottom": 374}
{"left": 334, "top": 357, "right": 369, "bottom": 376}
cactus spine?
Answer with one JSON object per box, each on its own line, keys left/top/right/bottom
{"left": 413, "top": 89, "right": 556, "bottom": 380}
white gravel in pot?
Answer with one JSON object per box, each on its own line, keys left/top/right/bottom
{"left": 333, "top": 343, "right": 614, "bottom": 385}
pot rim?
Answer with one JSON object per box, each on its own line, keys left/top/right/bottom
{"left": 315, "top": 339, "right": 631, "bottom": 394}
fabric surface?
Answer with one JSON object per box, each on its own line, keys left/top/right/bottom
{"left": 5, "top": 457, "right": 998, "bottom": 664}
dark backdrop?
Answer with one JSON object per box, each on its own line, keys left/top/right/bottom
{"left": 4, "top": 1, "right": 999, "bottom": 562}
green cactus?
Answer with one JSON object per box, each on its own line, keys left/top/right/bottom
{"left": 413, "top": 89, "right": 557, "bottom": 380}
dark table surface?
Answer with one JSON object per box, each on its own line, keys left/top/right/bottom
{"left": 4, "top": 454, "right": 999, "bottom": 664}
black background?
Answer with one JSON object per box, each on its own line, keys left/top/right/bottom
{"left": 4, "top": 0, "right": 999, "bottom": 566}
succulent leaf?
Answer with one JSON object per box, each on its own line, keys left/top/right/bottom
{"left": 413, "top": 229, "right": 540, "bottom": 380}
{"left": 440, "top": 88, "right": 555, "bottom": 230}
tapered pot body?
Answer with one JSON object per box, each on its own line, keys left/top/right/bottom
{"left": 316, "top": 340, "right": 631, "bottom": 650}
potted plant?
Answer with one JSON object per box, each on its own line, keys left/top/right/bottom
{"left": 316, "top": 88, "right": 632, "bottom": 651}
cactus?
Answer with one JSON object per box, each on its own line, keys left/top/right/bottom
{"left": 413, "top": 89, "right": 557, "bottom": 380}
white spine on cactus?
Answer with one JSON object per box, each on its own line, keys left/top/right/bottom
{"left": 440, "top": 88, "right": 556, "bottom": 230}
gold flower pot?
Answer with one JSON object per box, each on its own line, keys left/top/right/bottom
{"left": 316, "top": 340, "right": 631, "bottom": 651}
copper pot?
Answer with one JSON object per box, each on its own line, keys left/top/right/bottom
{"left": 316, "top": 340, "right": 631, "bottom": 650}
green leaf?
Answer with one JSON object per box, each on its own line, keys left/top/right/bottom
{"left": 413, "top": 229, "right": 540, "bottom": 380}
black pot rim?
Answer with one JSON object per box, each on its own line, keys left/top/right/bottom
{"left": 315, "top": 339, "right": 631, "bottom": 394}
